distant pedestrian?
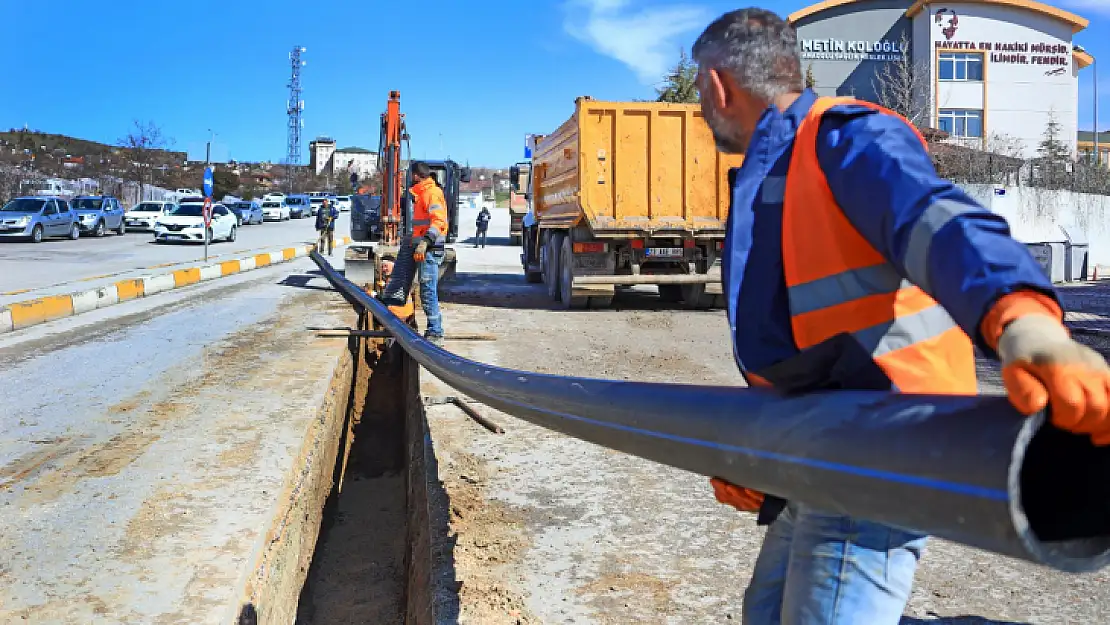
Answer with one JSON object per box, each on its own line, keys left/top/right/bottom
{"left": 315, "top": 198, "right": 339, "bottom": 256}
{"left": 475, "top": 206, "right": 491, "bottom": 248}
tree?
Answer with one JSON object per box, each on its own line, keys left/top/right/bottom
{"left": 871, "top": 35, "right": 932, "bottom": 128}
{"left": 656, "top": 50, "right": 699, "bottom": 104}
{"left": 804, "top": 63, "right": 816, "bottom": 89}
{"left": 118, "top": 121, "right": 170, "bottom": 203}
{"left": 1036, "top": 110, "right": 1073, "bottom": 190}
{"left": 212, "top": 169, "right": 240, "bottom": 200}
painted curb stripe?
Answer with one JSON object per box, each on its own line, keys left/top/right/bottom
{"left": 9, "top": 295, "right": 74, "bottom": 330}
{"left": 0, "top": 238, "right": 348, "bottom": 334}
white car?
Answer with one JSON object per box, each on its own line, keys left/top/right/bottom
{"left": 125, "top": 201, "right": 176, "bottom": 231}
{"left": 261, "top": 192, "right": 287, "bottom": 204}
{"left": 261, "top": 201, "right": 290, "bottom": 221}
{"left": 154, "top": 203, "right": 238, "bottom": 244}
{"left": 334, "top": 196, "right": 352, "bottom": 212}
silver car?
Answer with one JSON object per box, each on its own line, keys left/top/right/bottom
{"left": 0, "top": 196, "right": 81, "bottom": 243}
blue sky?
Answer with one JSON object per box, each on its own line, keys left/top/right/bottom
{"left": 1, "top": 1, "right": 1106, "bottom": 166}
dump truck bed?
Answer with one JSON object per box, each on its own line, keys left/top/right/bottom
{"left": 533, "top": 98, "right": 743, "bottom": 236}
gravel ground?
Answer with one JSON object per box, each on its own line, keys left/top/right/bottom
{"left": 422, "top": 206, "right": 1110, "bottom": 624}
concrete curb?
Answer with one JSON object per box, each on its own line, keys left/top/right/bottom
{"left": 0, "top": 236, "right": 352, "bottom": 334}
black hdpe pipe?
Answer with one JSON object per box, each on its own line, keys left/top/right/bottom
{"left": 313, "top": 252, "right": 1110, "bottom": 573}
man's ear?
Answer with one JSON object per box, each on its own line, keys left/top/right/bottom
{"left": 707, "top": 68, "right": 729, "bottom": 110}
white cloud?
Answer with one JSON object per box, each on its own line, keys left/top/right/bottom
{"left": 564, "top": 0, "right": 711, "bottom": 84}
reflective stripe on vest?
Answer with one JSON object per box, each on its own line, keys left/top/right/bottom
{"left": 412, "top": 219, "right": 431, "bottom": 226}
{"left": 782, "top": 96, "right": 977, "bottom": 394}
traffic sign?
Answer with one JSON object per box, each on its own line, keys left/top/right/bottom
{"left": 524, "top": 134, "right": 536, "bottom": 159}
{"left": 203, "top": 167, "right": 214, "bottom": 198}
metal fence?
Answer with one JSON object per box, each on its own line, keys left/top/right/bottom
{"left": 310, "top": 251, "right": 1110, "bottom": 574}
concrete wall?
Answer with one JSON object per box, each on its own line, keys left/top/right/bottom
{"left": 794, "top": 0, "right": 914, "bottom": 101}
{"left": 916, "top": 2, "right": 1079, "bottom": 158}
{"left": 963, "top": 184, "right": 1107, "bottom": 266}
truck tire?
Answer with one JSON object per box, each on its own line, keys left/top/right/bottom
{"left": 680, "top": 283, "right": 715, "bottom": 310}
{"left": 545, "top": 232, "right": 564, "bottom": 302}
{"left": 559, "top": 235, "right": 588, "bottom": 310}
{"left": 658, "top": 284, "right": 683, "bottom": 303}
{"left": 523, "top": 229, "right": 543, "bottom": 283}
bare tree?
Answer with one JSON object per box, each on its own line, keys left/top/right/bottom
{"left": 871, "top": 35, "right": 933, "bottom": 128}
{"left": 118, "top": 120, "right": 170, "bottom": 203}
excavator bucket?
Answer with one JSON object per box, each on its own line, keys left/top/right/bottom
{"left": 343, "top": 245, "right": 377, "bottom": 290}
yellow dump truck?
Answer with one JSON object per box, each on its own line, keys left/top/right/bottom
{"left": 517, "top": 97, "right": 744, "bottom": 309}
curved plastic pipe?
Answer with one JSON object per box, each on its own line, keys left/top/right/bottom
{"left": 312, "top": 252, "right": 1110, "bottom": 573}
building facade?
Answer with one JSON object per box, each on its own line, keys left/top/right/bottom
{"left": 309, "top": 137, "right": 378, "bottom": 178}
{"left": 790, "top": 0, "right": 1093, "bottom": 159}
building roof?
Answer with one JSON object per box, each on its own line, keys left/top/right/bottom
{"left": 789, "top": 0, "right": 1091, "bottom": 68}
{"left": 1077, "top": 131, "right": 1110, "bottom": 144}
{"left": 337, "top": 147, "right": 376, "bottom": 155}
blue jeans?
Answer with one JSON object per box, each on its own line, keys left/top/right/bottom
{"left": 419, "top": 251, "right": 444, "bottom": 336}
{"left": 743, "top": 503, "right": 926, "bottom": 625}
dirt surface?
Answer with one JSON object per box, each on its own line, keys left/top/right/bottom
{"left": 0, "top": 259, "right": 356, "bottom": 623}
{"left": 421, "top": 206, "right": 1110, "bottom": 625}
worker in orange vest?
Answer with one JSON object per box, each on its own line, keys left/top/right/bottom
{"left": 409, "top": 162, "right": 449, "bottom": 344}
{"left": 693, "top": 8, "right": 1110, "bottom": 624}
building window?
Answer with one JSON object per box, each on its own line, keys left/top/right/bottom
{"left": 938, "top": 109, "right": 983, "bottom": 138}
{"left": 938, "top": 52, "right": 984, "bottom": 81}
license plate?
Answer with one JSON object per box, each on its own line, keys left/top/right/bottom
{"left": 646, "top": 247, "right": 683, "bottom": 258}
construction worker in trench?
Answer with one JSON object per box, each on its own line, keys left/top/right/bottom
{"left": 409, "top": 161, "right": 448, "bottom": 344}
{"left": 694, "top": 8, "right": 1110, "bottom": 624}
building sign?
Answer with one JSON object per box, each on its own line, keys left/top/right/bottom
{"left": 934, "top": 40, "right": 1071, "bottom": 67}
{"left": 800, "top": 38, "right": 906, "bottom": 62}
{"left": 933, "top": 9, "right": 1070, "bottom": 67}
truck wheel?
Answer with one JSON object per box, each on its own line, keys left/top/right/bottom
{"left": 545, "top": 233, "right": 564, "bottom": 302}
{"left": 658, "top": 284, "right": 683, "bottom": 303}
{"left": 523, "top": 230, "right": 543, "bottom": 283}
{"left": 681, "top": 283, "right": 714, "bottom": 310}
{"left": 559, "top": 235, "right": 588, "bottom": 310}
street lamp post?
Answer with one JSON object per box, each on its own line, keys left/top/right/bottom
{"left": 1076, "top": 45, "right": 1099, "bottom": 167}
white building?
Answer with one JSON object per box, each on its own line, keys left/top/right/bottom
{"left": 791, "top": 0, "right": 1094, "bottom": 159}
{"left": 309, "top": 137, "right": 378, "bottom": 178}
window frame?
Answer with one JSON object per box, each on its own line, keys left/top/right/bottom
{"left": 938, "top": 51, "right": 984, "bottom": 82}
{"left": 938, "top": 109, "right": 984, "bottom": 138}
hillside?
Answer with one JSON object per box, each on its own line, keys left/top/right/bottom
{"left": 0, "top": 129, "right": 186, "bottom": 162}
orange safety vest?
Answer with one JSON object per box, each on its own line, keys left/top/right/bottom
{"left": 780, "top": 97, "right": 977, "bottom": 394}
{"left": 410, "top": 177, "right": 448, "bottom": 243}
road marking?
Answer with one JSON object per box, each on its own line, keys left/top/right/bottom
{"left": 1, "top": 289, "right": 32, "bottom": 296}
{"left": 282, "top": 247, "right": 297, "bottom": 261}
{"left": 254, "top": 254, "right": 271, "bottom": 268}
{"left": 220, "top": 260, "right": 241, "bottom": 276}
{"left": 9, "top": 295, "right": 74, "bottom": 329}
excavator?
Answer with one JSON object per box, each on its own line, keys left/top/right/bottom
{"left": 344, "top": 90, "right": 466, "bottom": 298}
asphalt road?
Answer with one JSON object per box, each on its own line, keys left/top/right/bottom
{"left": 0, "top": 212, "right": 348, "bottom": 295}
{"left": 0, "top": 253, "right": 354, "bottom": 622}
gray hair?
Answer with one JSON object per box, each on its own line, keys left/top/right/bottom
{"left": 692, "top": 8, "right": 803, "bottom": 102}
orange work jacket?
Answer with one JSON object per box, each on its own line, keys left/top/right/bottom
{"left": 779, "top": 97, "right": 977, "bottom": 394}
{"left": 410, "top": 177, "right": 448, "bottom": 244}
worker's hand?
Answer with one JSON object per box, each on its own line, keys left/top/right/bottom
{"left": 999, "top": 314, "right": 1110, "bottom": 445}
{"left": 413, "top": 239, "right": 429, "bottom": 263}
{"left": 710, "top": 478, "right": 764, "bottom": 513}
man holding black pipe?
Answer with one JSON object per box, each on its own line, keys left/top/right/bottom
{"left": 694, "top": 8, "right": 1110, "bottom": 624}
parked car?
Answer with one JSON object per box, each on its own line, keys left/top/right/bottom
{"left": 334, "top": 196, "right": 352, "bottom": 212}
{"left": 71, "top": 196, "right": 126, "bottom": 237}
{"left": 125, "top": 201, "right": 177, "bottom": 232}
{"left": 261, "top": 192, "right": 287, "bottom": 205}
{"left": 285, "top": 194, "right": 310, "bottom": 219}
{"left": 0, "top": 196, "right": 81, "bottom": 242}
{"left": 228, "top": 201, "right": 263, "bottom": 225}
{"left": 262, "top": 200, "right": 290, "bottom": 221}
{"left": 154, "top": 203, "right": 238, "bottom": 244}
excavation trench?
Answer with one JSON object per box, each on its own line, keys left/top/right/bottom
{"left": 288, "top": 332, "right": 437, "bottom": 625}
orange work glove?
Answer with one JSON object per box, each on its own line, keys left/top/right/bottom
{"left": 982, "top": 291, "right": 1110, "bottom": 445}
{"left": 413, "top": 239, "right": 429, "bottom": 263}
{"left": 710, "top": 477, "right": 765, "bottom": 513}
